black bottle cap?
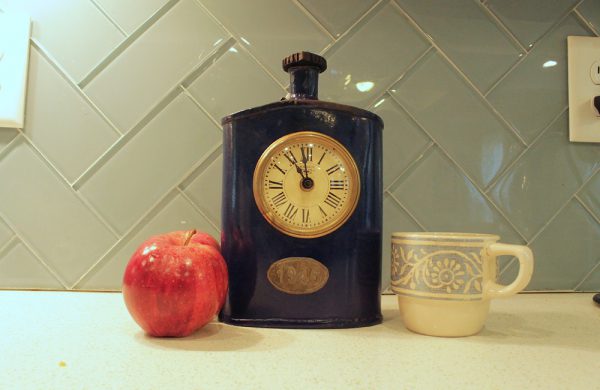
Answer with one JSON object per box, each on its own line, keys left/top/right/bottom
{"left": 282, "top": 51, "right": 327, "bottom": 73}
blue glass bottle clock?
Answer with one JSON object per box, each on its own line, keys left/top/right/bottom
{"left": 220, "top": 52, "right": 384, "bottom": 328}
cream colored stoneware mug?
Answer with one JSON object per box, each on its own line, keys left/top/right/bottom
{"left": 390, "top": 232, "right": 534, "bottom": 337}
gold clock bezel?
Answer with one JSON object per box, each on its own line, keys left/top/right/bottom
{"left": 253, "top": 131, "right": 360, "bottom": 239}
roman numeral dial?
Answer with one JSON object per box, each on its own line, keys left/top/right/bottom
{"left": 253, "top": 131, "right": 360, "bottom": 239}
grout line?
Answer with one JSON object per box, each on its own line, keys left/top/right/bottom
{"left": 361, "top": 46, "right": 434, "bottom": 123}
{"left": 527, "top": 166, "right": 600, "bottom": 246}
{"left": 480, "top": 92, "right": 528, "bottom": 146}
{"left": 482, "top": 145, "right": 528, "bottom": 194}
{"left": 238, "top": 42, "right": 289, "bottom": 90}
{"left": 73, "top": 142, "right": 223, "bottom": 288}
{"left": 498, "top": 257, "right": 517, "bottom": 276}
{"left": 72, "top": 37, "right": 231, "bottom": 190}
{"left": 177, "top": 143, "right": 223, "bottom": 189}
{"left": 526, "top": 198, "right": 573, "bottom": 245}
{"left": 0, "top": 133, "right": 22, "bottom": 161}
{"left": 191, "top": 0, "right": 288, "bottom": 90}
{"left": 573, "top": 8, "right": 600, "bottom": 37}
{"left": 0, "top": 235, "right": 18, "bottom": 259}
{"left": 320, "top": 0, "right": 386, "bottom": 57}
{"left": 177, "top": 35, "right": 285, "bottom": 99}
{"left": 17, "top": 129, "right": 72, "bottom": 187}
{"left": 0, "top": 212, "right": 70, "bottom": 289}
{"left": 130, "top": 57, "right": 224, "bottom": 130}
{"left": 384, "top": 142, "right": 434, "bottom": 192}
{"left": 524, "top": 102, "right": 568, "bottom": 144}
{"left": 478, "top": 1, "right": 529, "bottom": 53}
{"left": 292, "top": 0, "right": 336, "bottom": 41}
{"left": 180, "top": 86, "right": 222, "bottom": 129}
{"left": 520, "top": 0, "right": 587, "bottom": 51}
{"left": 73, "top": 92, "right": 185, "bottom": 189}
{"left": 89, "top": 0, "right": 128, "bottom": 37}
{"left": 11, "top": 133, "right": 121, "bottom": 238}
{"left": 71, "top": 134, "right": 126, "bottom": 190}
{"left": 70, "top": 189, "right": 180, "bottom": 289}
{"left": 29, "top": 39, "right": 77, "bottom": 85}
{"left": 179, "top": 37, "right": 237, "bottom": 89}
{"left": 78, "top": 0, "right": 181, "bottom": 88}
{"left": 239, "top": 46, "right": 290, "bottom": 92}
{"left": 176, "top": 141, "right": 223, "bottom": 190}
{"left": 75, "top": 192, "right": 121, "bottom": 238}
{"left": 18, "top": 238, "right": 70, "bottom": 289}
{"left": 176, "top": 188, "right": 221, "bottom": 232}
{"left": 484, "top": 53, "right": 527, "bottom": 97}
{"left": 30, "top": 41, "right": 123, "bottom": 137}
{"left": 387, "top": 93, "right": 530, "bottom": 243}
{"left": 483, "top": 106, "right": 567, "bottom": 193}
{"left": 391, "top": 0, "right": 529, "bottom": 148}
{"left": 485, "top": 2, "right": 590, "bottom": 96}
{"left": 484, "top": 0, "right": 589, "bottom": 94}
{"left": 573, "top": 258, "right": 600, "bottom": 291}
{"left": 14, "top": 135, "right": 122, "bottom": 239}
{"left": 391, "top": 45, "right": 435, "bottom": 85}
{"left": 72, "top": 84, "right": 182, "bottom": 189}
{"left": 574, "top": 194, "right": 600, "bottom": 225}
{"left": 391, "top": 0, "right": 474, "bottom": 83}
{"left": 386, "top": 191, "right": 427, "bottom": 231}
{"left": 525, "top": 0, "right": 588, "bottom": 50}
{"left": 370, "top": 45, "right": 434, "bottom": 108}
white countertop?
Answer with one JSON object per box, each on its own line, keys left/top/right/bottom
{"left": 1, "top": 291, "right": 599, "bottom": 389}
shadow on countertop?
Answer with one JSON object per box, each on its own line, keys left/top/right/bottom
{"left": 135, "top": 322, "right": 294, "bottom": 352}
{"left": 378, "top": 301, "right": 600, "bottom": 353}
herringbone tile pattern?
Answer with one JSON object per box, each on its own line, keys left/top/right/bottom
{"left": 0, "top": 0, "right": 598, "bottom": 291}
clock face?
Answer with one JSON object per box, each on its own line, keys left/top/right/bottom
{"left": 253, "top": 131, "right": 360, "bottom": 239}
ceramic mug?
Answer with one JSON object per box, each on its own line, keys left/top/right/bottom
{"left": 390, "top": 232, "right": 534, "bottom": 337}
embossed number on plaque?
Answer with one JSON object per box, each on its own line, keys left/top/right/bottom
{"left": 267, "top": 257, "right": 329, "bottom": 295}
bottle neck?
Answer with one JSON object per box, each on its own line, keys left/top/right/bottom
{"left": 288, "top": 66, "right": 319, "bottom": 100}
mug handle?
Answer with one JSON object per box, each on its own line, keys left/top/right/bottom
{"left": 484, "top": 243, "right": 534, "bottom": 298}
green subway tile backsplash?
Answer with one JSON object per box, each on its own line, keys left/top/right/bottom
{"left": 0, "top": 0, "right": 597, "bottom": 291}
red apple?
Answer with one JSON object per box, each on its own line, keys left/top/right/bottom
{"left": 122, "top": 229, "right": 228, "bottom": 337}
{"left": 189, "top": 231, "right": 221, "bottom": 252}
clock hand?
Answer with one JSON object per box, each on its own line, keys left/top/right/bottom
{"left": 299, "top": 149, "right": 315, "bottom": 190}
{"left": 303, "top": 163, "right": 310, "bottom": 179}
{"left": 301, "top": 152, "right": 310, "bottom": 179}
{"left": 294, "top": 164, "right": 307, "bottom": 179}
{"left": 284, "top": 150, "right": 307, "bottom": 179}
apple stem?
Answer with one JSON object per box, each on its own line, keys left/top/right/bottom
{"left": 183, "top": 229, "right": 197, "bottom": 246}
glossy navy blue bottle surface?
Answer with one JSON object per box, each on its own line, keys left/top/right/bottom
{"left": 219, "top": 53, "right": 383, "bottom": 328}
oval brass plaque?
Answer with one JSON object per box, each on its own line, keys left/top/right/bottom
{"left": 267, "top": 257, "right": 329, "bottom": 295}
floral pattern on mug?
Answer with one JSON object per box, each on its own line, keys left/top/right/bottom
{"left": 391, "top": 245, "right": 484, "bottom": 296}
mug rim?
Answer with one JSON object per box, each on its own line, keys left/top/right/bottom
{"left": 391, "top": 232, "right": 500, "bottom": 241}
